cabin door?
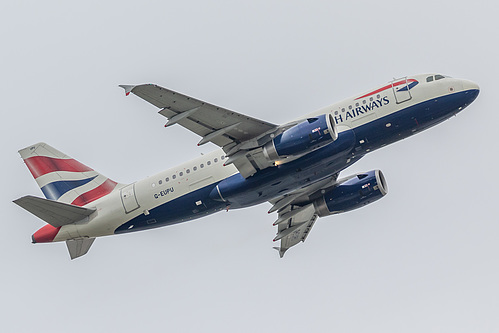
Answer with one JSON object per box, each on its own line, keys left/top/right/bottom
{"left": 391, "top": 77, "right": 412, "bottom": 104}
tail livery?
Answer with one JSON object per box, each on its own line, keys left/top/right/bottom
{"left": 18, "top": 143, "right": 117, "bottom": 206}
{"left": 14, "top": 143, "right": 120, "bottom": 259}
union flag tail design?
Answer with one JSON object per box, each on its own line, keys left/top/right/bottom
{"left": 19, "top": 143, "right": 119, "bottom": 207}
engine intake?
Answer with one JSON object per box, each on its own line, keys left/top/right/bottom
{"left": 314, "top": 170, "right": 388, "bottom": 217}
{"left": 263, "top": 114, "right": 337, "bottom": 161}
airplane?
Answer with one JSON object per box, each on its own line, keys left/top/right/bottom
{"left": 13, "top": 74, "right": 480, "bottom": 259}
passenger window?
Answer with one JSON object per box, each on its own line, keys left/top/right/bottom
{"left": 426, "top": 76, "right": 434, "bottom": 82}
{"left": 221, "top": 155, "right": 225, "bottom": 160}
{"left": 435, "top": 74, "right": 445, "bottom": 80}
{"left": 158, "top": 180, "right": 162, "bottom": 185}
{"left": 207, "top": 161, "right": 211, "bottom": 166}
{"left": 214, "top": 158, "right": 218, "bottom": 163}
{"left": 179, "top": 172, "right": 183, "bottom": 177}
{"left": 193, "top": 166, "right": 197, "bottom": 171}
{"left": 172, "top": 174, "right": 176, "bottom": 179}
{"left": 200, "top": 164, "right": 204, "bottom": 168}
{"left": 186, "top": 169, "right": 190, "bottom": 174}
{"left": 165, "top": 177, "right": 169, "bottom": 182}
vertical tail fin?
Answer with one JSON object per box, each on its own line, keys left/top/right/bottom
{"left": 19, "top": 143, "right": 119, "bottom": 206}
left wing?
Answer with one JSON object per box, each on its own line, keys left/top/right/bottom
{"left": 121, "top": 84, "right": 279, "bottom": 177}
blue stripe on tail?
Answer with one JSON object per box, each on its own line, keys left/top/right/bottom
{"left": 41, "top": 176, "right": 97, "bottom": 200}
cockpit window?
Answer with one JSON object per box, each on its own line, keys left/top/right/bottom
{"left": 426, "top": 76, "right": 434, "bottom": 82}
{"left": 435, "top": 74, "right": 445, "bottom": 80}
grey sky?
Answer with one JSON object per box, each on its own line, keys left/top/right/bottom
{"left": 1, "top": 1, "right": 497, "bottom": 332}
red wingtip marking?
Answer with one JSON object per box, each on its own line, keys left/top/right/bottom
{"left": 125, "top": 92, "right": 130, "bottom": 96}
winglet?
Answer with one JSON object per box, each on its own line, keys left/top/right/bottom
{"left": 119, "top": 85, "right": 135, "bottom": 96}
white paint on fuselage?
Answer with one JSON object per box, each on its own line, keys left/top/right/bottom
{"left": 303, "top": 74, "right": 465, "bottom": 130}
{"left": 55, "top": 150, "right": 239, "bottom": 241}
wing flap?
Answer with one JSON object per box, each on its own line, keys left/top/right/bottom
{"left": 273, "top": 204, "right": 318, "bottom": 258}
{"left": 14, "top": 195, "right": 95, "bottom": 228}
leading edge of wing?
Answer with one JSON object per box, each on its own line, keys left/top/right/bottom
{"left": 120, "top": 83, "right": 277, "bottom": 137}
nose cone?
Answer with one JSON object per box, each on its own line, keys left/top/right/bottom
{"left": 459, "top": 79, "right": 480, "bottom": 106}
{"left": 462, "top": 79, "right": 480, "bottom": 92}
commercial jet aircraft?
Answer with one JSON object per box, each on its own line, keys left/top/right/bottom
{"left": 14, "top": 74, "right": 480, "bottom": 259}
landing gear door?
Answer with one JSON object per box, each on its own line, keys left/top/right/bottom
{"left": 391, "top": 77, "right": 412, "bottom": 104}
{"left": 121, "top": 184, "right": 140, "bottom": 213}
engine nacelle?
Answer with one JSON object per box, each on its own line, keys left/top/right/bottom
{"left": 263, "top": 114, "right": 338, "bottom": 161}
{"left": 313, "top": 170, "right": 388, "bottom": 217}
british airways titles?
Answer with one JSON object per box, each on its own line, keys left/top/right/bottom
{"left": 334, "top": 96, "right": 389, "bottom": 124}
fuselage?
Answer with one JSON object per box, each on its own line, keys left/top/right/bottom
{"left": 47, "top": 74, "right": 479, "bottom": 242}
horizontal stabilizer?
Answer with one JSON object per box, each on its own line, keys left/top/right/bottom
{"left": 13, "top": 195, "right": 96, "bottom": 228}
{"left": 66, "top": 238, "right": 95, "bottom": 260}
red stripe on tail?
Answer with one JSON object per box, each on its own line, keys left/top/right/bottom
{"left": 24, "top": 156, "right": 93, "bottom": 179}
{"left": 71, "top": 179, "right": 118, "bottom": 207}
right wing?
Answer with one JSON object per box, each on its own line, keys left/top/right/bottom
{"left": 269, "top": 175, "right": 339, "bottom": 257}
{"left": 273, "top": 203, "right": 318, "bottom": 258}
{"left": 121, "top": 84, "right": 280, "bottom": 177}
{"left": 268, "top": 173, "right": 361, "bottom": 257}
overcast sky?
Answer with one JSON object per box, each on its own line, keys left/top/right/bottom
{"left": 1, "top": 1, "right": 497, "bottom": 332}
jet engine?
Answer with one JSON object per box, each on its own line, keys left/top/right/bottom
{"left": 263, "top": 114, "right": 338, "bottom": 161}
{"left": 313, "top": 170, "right": 388, "bottom": 216}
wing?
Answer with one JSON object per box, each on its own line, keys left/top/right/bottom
{"left": 121, "top": 84, "right": 279, "bottom": 177}
{"left": 269, "top": 174, "right": 339, "bottom": 257}
{"left": 272, "top": 203, "right": 318, "bottom": 258}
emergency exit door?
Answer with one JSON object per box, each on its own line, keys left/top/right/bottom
{"left": 121, "top": 183, "right": 140, "bottom": 213}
